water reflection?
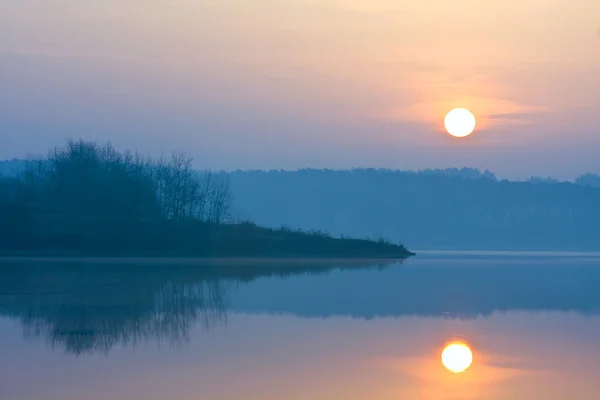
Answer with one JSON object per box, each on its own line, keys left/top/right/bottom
{"left": 1, "top": 255, "right": 600, "bottom": 357}
{"left": 18, "top": 279, "right": 227, "bottom": 355}
{"left": 230, "top": 257, "right": 600, "bottom": 319}
{"left": 1, "top": 255, "right": 600, "bottom": 400}
{"left": 386, "top": 334, "right": 534, "bottom": 400}
{"left": 0, "top": 258, "right": 396, "bottom": 355}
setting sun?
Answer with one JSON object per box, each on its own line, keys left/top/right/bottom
{"left": 441, "top": 342, "right": 473, "bottom": 373}
{"left": 444, "top": 108, "right": 476, "bottom": 138}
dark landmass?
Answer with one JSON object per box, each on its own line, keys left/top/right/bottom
{"left": 0, "top": 141, "right": 412, "bottom": 258}
{"left": 4, "top": 148, "right": 600, "bottom": 251}
{"left": 0, "top": 217, "right": 412, "bottom": 258}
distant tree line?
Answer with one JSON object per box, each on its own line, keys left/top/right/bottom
{"left": 226, "top": 168, "right": 600, "bottom": 250}
{"left": 4, "top": 159, "right": 600, "bottom": 187}
{"left": 575, "top": 173, "right": 600, "bottom": 189}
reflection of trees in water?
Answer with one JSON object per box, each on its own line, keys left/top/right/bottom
{"left": 0, "top": 264, "right": 231, "bottom": 355}
{"left": 21, "top": 281, "right": 226, "bottom": 354}
{"left": 17, "top": 279, "right": 227, "bottom": 356}
{"left": 0, "top": 259, "right": 396, "bottom": 355}
{"left": 155, "top": 280, "right": 227, "bottom": 339}
{"left": 235, "top": 261, "right": 600, "bottom": 320}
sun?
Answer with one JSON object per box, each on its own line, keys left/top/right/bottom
{"left": 444, "top": 108, "right": 476, "bottom": 138}
{"left": 441, "top": 342, "right": 473, "bottom": 373}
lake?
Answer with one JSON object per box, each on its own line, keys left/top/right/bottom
{"left": 1, "top": 252, "right": 600, "bottom": 399}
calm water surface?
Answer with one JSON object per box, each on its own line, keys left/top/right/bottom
{"left": 1, "top": 253, "right": 600, "bottom": 399}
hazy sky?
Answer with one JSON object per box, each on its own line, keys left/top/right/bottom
{"left": 1, "top": 0, "right": 599, "bottom": 178}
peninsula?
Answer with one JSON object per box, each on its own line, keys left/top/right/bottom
{"left": 0, "top": 140, "right": 413, "bottom": 259}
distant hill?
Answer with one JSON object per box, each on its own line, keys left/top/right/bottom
{"left": 226, "top": 169, "right": 600, "bottom": 251}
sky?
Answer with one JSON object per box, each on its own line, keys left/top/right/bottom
{"left": 1, "top": 0, "right": 599, "bottom": 179}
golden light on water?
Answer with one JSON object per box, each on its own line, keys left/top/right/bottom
{"left": 444, "top": 108, "right": 476, "bottom": 138}
{"left": 441, "top": 342, "right": 473, "bottom": 373}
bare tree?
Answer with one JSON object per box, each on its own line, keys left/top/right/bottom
{"left": 17, "top": 139, "right": 232, "bottom": 225}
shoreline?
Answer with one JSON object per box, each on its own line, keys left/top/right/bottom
{"left": 0, "top": 254, "right": 414, "bottom": 264}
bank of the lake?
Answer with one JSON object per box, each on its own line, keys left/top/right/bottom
{"left": 0, "top": 220, "right": 414, "bottom": 259}
{"left": 0, "top": 140, "right": 413, "bottom": 259}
